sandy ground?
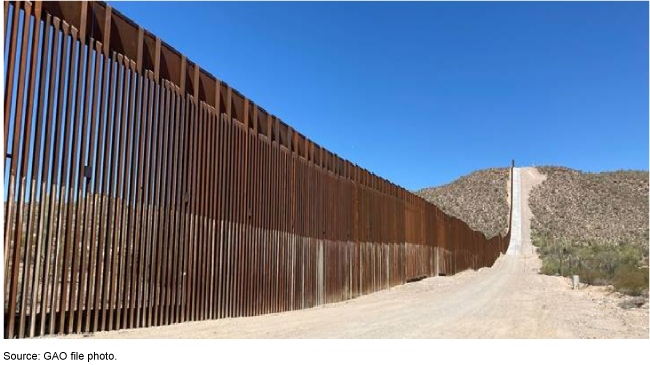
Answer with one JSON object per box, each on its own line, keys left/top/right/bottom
{"left": 69, "top": 167, "right": 649, "bottom": 339}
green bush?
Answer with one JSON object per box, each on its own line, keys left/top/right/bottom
{"left": 532, "top": 234, "right": 648, "bottom": 296}
{"left": 540, "top": 258, "right": 560, "bottom": 276}
{"left": 613, "top": 264, "right": 649, "bottom": 296}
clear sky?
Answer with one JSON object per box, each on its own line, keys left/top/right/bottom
{"left": 109, "top": 1, "right": 649, "bottom": 191}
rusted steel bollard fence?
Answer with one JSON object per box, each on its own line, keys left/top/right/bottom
{"left": 2, "top": 1, "right": 513, "bottom": 338}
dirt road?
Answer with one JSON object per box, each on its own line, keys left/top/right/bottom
{"left": 72, "top": 167, "right": 648, "bottom": 339}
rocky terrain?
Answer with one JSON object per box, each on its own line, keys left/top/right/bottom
{"left": 416, "top": 168, "right": 510, "bottom": 239}
{"left": 529, "top": 167, "right": 649, "bottom": 249}
{"left": 529, "top": 167, "right": 648, "bottom": 295}
{"left": 416, "top": 165, "right": 648, "bottom": 295}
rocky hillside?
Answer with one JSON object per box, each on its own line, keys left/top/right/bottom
{"left": 529, "top": 167, "right": 649, "bottom": 249}
{"left": 529, "top": 167, "right": 648, "bottom": 295}
{"left": 416, "top": 165, "right": 648, "bottom": 294}
{"left": 416, "top": 168, "right": 510, "bottom": 239}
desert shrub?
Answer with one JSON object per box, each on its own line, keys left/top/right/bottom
{"left": 540, "top": 258, "right": 560, "bottom": 276}
{"left": 532, "top": 234, "right": 648, "bottom": 295}
{"left": 613, "top": 264, "right": 649, "bottom": 296}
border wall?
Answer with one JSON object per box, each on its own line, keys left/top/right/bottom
{"left": 3, "top": 1, "right": 513, "bottom": 338}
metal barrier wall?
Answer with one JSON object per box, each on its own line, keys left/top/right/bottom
{"left": 3, "top": 1, "right": 513, "bottom": 338}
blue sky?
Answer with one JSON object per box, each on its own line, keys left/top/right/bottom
{"left": 109, "top": 1, "right": 649, "bottom": 190}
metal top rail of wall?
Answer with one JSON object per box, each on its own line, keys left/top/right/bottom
{"left": 3, "top": 1, "right": 513, "bottom": 338}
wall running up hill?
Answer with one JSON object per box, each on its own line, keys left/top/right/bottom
{"left": 3, "top": 1, "right": 512, "bottom": 338}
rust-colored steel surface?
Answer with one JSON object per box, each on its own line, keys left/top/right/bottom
{"left": 3, "top": 1, "right": 513, "bottom": 338}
